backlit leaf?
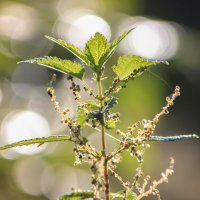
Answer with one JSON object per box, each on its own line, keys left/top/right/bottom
{"left": 99, "top": 28, "right": 134, "bottom": 66}
{"left": 113, "top": 55, "right": 167, "bottom": 80}
{"left": 18, "top": 56, "right": 85, "bottom": 79}
{"left": 84, "top": 32, "right": 109, "bottom": 72}
{"left": 112, "top": 28, "right": 134, "bottom": 48}
{"left": 45, "top": 36, "right": 89, "bottom": 65}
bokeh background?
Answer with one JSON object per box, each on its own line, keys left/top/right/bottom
{"left": 0, "top": 0, "right": 199, "bottom": 199}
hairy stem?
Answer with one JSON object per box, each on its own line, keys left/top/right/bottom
{"left": 97, "top": 77, "right": 110, "bottom": 200}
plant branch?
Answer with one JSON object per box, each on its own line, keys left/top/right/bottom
{"left": 97, "top": 77, "right": 110, "bottom": 200}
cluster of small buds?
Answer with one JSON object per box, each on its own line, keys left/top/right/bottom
{"left": 116, "top": 129, "right": 128, "bottom": 139}
{"left": 153, "top": 86, "right": 180, "bottom": 122}
{"left": 137, "top": 86, "right": 181, "bottom": 138}
{"left": 47, "top": 74, "right": 72, "bottom": 124}
{"left": 67, "top": 75, "right": 81, "bottom": 101}
{"left": 78, "top": 77, "right": 96, "bottom": 98}
{"left": 83, "top": 85, "right": 95, "bottom": 97}
{"left": 109, "top": 112, "right": 120, "bottom": 120}
{"left": 105, "top": 112, "right": 120, "bottom": 124}
{"left": 47, "top": 86, "right": 60, "bottom": 113}
{"left": 127, "top": 67, "right": 146, "bottom": 80}
{"left": 127, "top": 121, "right": 142, "bottom": 136}
{"left": 47, "top": 74, "right": 85, "bottom": 145}
{"left": 104, "top": 77, "right": 120, "bottom": 96}
{"left": 104, "top": 75, "right": 138, "bottom": 97}
{"left": 60, "top": 108, "right": 70, "bottom": 124}
{"left": 91, "top": 119, "right": 98, "bottom": 128}
{"left": 73, "top": 143, "right": 94, "bottom": 165}
{"left": 74, "top": 147, "right": 83, "bottom": 165}
{"left": 139, "top": 119, "right": 156, "bottom": 138}
{"left": 90, "top": 158, "right": 106, "bottom": 199}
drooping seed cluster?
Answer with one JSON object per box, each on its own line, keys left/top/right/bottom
{"left": 82, "top": 81, "right": 96, "bottom": 98}
{"left": 67, "top": 75, "right": 81, "bottom": 101}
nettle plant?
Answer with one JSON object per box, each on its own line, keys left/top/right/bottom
{"left": 0, "top": 29, "right": 198, "bottom": 200}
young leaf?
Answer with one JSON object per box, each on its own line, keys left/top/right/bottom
{"left": 84, "top": 32, "right": 109, "bottom": 72}
{"left": 59, "top": 191, "right": 94, "bottom": 200}
{"left": 0, "top": 135, "right": 72, "bottom": 151}
{"left": 77, "top": 107, "right": 88, "bottom": 127}
{"left": 126, "top": 192, "right": 137, "bottom": 200}
{"left": 105, "top": 119, "right": 116, "bottom": 129}
{"left": 77, "top": 100, "right": 99, "bottom": 126}
{"left": 18, "top": 56, "right": 85, "bottom": 80}
{"left": 113, "top": 55, "right": 167, "bottom": 80}
{"left": 45, "top": 36, "right": 89, "bottom": 65}
{"left": 112, "top": 28, "right": 134, "bottom": 49}
{"left": 111, "top": 191, "right": 137, "bottom": 200}
{"left": 99, "top": 28, "right": 134, "bottom": 67}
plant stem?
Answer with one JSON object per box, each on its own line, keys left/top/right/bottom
{"left": 97, "top": 77, "right": 110, "bottom": 200}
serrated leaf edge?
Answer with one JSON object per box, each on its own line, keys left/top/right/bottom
{"left": 0, "top": 135, "right": 72, "bottom": 151}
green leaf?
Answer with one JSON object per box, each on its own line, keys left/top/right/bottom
{"left": 99, "top": 28, "right": 134, "bottom": 66}
{"left": 59, "top": 191, "right": 94, "bottom": 200}
{"left": 127, "top": 192, "right": 137, "bottom": 200}
{"left": 0, "top": 135, "right": 72, "bottom": 151}
{"left": 112, "top": 28, "right": 134, "bottom": 48}
{"left": 45, "top": 36, "right": 89, "bottom": 65}
{"left": 84, "top": 32, "right": 109, "bottom": 72}
{"left": 86, "top": 100, "right": 99, "bottom": 110}
{"left": 18, "top": 56, "right": 85, "bottom": 80}
{"left": 105, "top": 119, "right": 116, "bottom": 129}
{"left": 111, "top": 191, "right": 137, "bottom": 200}
{"left": 77, "top": 100, "right": 99, "bottom": 126}
{"left": 113, "top": 55, "right": 167, "bottom": 80}
{"left": 77, "top": 107, "right": 88, "bottom": 127}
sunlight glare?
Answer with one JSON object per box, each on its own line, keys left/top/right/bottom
{"left": 118, "top": 17, "right": 179, "bottom": 60}
{"left": 54, "top": 9, "right": 111, "bottom": 49}
{"left": 0, "top": 111, "right": 51, "bottom": 155}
